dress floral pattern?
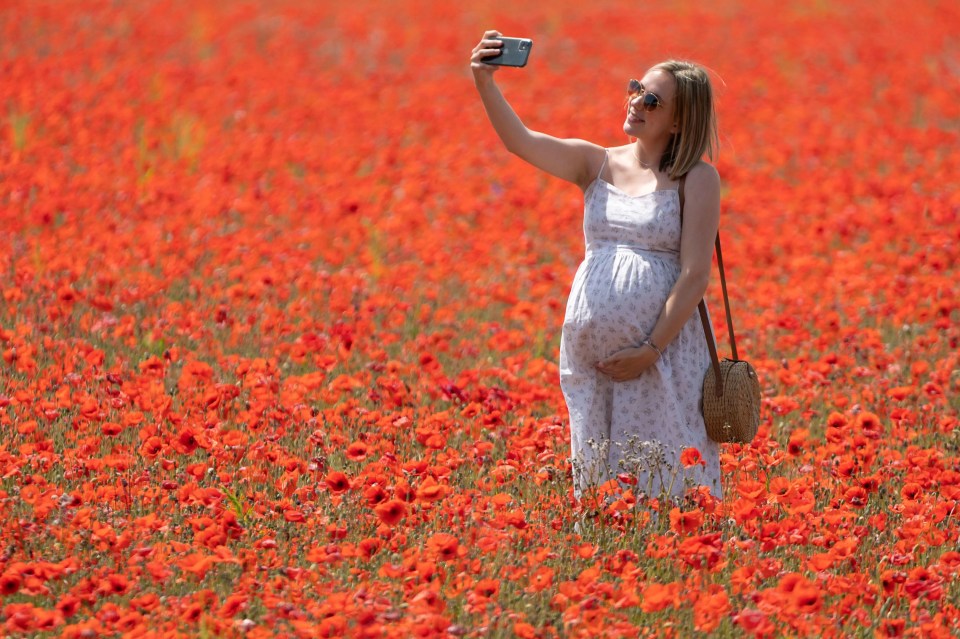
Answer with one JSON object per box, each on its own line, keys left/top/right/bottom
{"left": 559, "top": 150, "right": 723, "bottom": 500}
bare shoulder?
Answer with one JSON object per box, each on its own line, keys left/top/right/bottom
{"left": 575, "top": 140, "right": 612, "bottom": 189}
{"left": 577, "top": 139, "right": 610, "bottom": 164}
{"left": 584, "top": 143, "right": 634, "bottom": 186}
{"left": 681, "top": 162, "right": 721, "bottom": 233}
{"left": 683, "top": 161, "right": 721, "bottom": 197}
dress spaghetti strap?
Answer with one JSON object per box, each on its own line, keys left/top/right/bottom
{"left": 596, "top": 148, "right": 608, "bottom": 182}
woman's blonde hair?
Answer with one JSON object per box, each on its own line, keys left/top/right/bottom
{"left": 653, "top": 60, "right": 719, "bottom": 180}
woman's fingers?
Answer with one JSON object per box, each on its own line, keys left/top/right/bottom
{"left": 596, "top": 349, "right": 650, "bottom": 381}
{"left": 472, "top": 41, "right": 502, "bottom": 59}
{"left": 471, "top": 31, "right": 502, "bottom": 63}
{"left": 474, "top": 47, "right": 501, "bottom": 58}
{"left": 595, "top": 359, "right": 620, "bottom": 378}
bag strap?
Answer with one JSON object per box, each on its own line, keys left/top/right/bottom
{"left": 678, "top": 174, "right": 739, "bottom": 396}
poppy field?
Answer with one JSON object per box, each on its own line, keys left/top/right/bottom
{"left": 2, "top": 0, "right": 960, "bottom": 637}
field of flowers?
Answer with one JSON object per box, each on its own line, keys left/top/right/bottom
{"left": 2, "top": 0, "right": 960, "bottom": 637}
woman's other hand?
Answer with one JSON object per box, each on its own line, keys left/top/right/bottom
{"left": 595, "top": 347, "right": 658, "bottom": 381}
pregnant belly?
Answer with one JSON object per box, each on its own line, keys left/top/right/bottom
{"left": 561, "top": 258, "right": 676, "bottom": 360}
{"left": 565, "top": 257, "right": 675, "bottom": 323}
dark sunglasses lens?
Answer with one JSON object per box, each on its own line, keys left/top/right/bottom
{"left": 642, "top": 93, "right": 660, "bottom": 111}
{"left": 627, "top": 79, "right": 641, "bottom": 94}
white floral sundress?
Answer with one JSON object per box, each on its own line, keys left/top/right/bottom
{"left": 559, "top": 149, "right": 723, "bottom": 501}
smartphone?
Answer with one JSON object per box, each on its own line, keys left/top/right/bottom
{"left": 482, "top": 37, "right": 533, "bottom": 67}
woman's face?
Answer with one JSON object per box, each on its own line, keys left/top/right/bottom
{"left": 623, "top": 68, "right": 678, "bottom": 140}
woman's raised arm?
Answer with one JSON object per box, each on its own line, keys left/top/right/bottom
{"left": 471, "top": 30, "right": 601, "bottom": 190}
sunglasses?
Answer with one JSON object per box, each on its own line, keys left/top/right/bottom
{"left": 626, "top": 79, "right": 665, "bottom": 112}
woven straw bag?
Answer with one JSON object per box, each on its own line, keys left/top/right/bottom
{"left": 679, "top": 176, "right": 761, "bottom": 444}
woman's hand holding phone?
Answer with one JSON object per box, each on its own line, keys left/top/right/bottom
{"left": 471, "top": 30, "right": 504, "bottom": 83}
{"left": 472, "top": 29, "right": 537, "bottom": 159}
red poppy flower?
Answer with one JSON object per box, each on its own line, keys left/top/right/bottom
{"left": 640, "top": 582, "right": 680, "bottom": 612}
{"left": 139, "top": 436, "right": 163, "bottom": 459}
{"left": 101, "top": 421, "right": 123, "bottom": 436}
{"left": 374, "top": 499, "right": 406, "bottom": 526}
{"left": 283, "top": 509, "right": 305, "bottom": 523}
{"left": 669, "top": 507, "right": 704, "bottom": 534}
{"left": 473, "top": 578, "right": 500, "bottom": 599}
{"left": 325, "top": 472, "right": 350, "bottom": 493}
{"left": 172, "top": 428, "right": 199, "bottom": 455}
{"left": 680, "top": 447, "right": 705, "bottom": 468}
{"left": 0, "top": 573, "right": 22, "bottom": 595}
{"left": 345, "top": 441, "right": 368, "bottom": 461}
{"left": 363, "top": 484, "right": 388, "bottom": 505}
{"left": 426, "top": 533, "right": 461, "bottom": 561}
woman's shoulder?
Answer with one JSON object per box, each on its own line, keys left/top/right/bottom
{"left": 683, "top": 161, "right": 720, "bottom": 192}
{"left": 684, "top": 160, "right": 719, "bottom": 181}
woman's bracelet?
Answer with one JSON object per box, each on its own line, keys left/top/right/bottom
{"left": 640, "top": 338, "right": 663, "bottom": 359}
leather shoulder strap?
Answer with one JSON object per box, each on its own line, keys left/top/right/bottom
{"left": 678, "top": 174, "right": 686, "bottom": 212}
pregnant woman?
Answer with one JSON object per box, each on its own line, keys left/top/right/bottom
{"left": 471, "top": 31, "right": 723, "bottom": 502}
